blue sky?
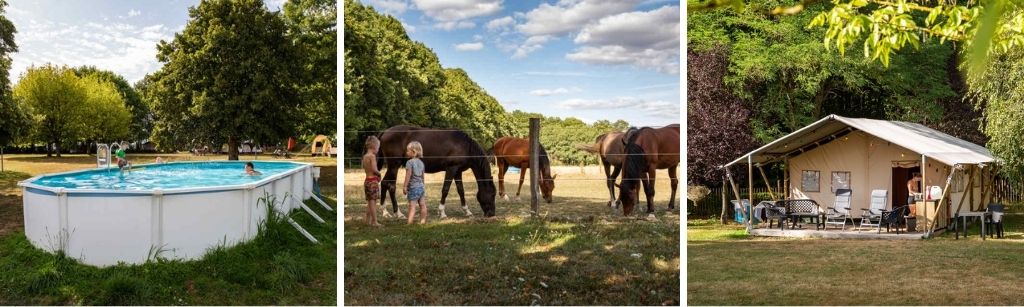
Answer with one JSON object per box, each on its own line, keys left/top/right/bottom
{"left": 6, "top": 0, "right": 287, "bottom": 84}
{"left": 360, "top": 0, "right": 681, "bottom": 126}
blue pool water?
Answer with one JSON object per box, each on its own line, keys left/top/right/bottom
{"left": 31, "top": 161, "right": 304, "bottom": 190}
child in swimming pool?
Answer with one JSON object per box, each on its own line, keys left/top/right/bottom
{"left": 115, "top": 149, "right": 131, "bottom": 173}
{"left": 403, "top": 141, "right": 427, "bottom": 224}
{"left": 245, "top": 162, "right": 262, "bottom": 176}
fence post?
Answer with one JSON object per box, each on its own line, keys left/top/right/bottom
{"left": 529, "top": 118, "right": 540, "bottom": 216}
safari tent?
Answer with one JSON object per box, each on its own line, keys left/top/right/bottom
{"left": 724, "top": 115, "right": 998, "bottom": 235}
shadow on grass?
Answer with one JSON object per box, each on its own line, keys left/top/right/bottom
{"left": 344, "top": 194, "right": 680, "bottom": 306}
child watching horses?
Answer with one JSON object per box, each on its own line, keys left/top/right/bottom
{"left": 362, "top": 136, "right": 383, "bottom": 227}
{"left": 403, "top": 141, "right": 428, "bottom": 224}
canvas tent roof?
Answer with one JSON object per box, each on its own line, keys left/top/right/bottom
{"left": 724, "top": 115, "right": 996, "bottom": 167}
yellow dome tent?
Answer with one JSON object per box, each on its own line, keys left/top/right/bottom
{"left": 311, "top": 135, "right": 334, "bottom": 157}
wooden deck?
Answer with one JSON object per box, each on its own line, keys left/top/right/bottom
{"left": 750, "top": 227, "right": 935, "bottom": 240}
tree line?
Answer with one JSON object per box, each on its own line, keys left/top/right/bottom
{"left": 0, "top": 0, "right": 337, "bottom": 160}
{"left": 343, "top": 0, "right": 632, "bottom": 166}
{"left": 688, "top": 0, "right": 988, "bottom": 187}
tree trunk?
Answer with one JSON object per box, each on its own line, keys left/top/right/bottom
{"left": 228, "top": 136, "right": 239, "bottom": 161}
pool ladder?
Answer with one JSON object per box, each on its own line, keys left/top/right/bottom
{"left": 97, "top": 143, "right": 111, "bottom": 169}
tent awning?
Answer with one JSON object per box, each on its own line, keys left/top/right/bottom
{"left": 724, "top": 115, "right": 997, "bottom": 168}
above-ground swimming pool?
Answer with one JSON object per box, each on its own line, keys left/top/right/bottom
{"left": 18, "top": 161, "right": 317, "bottom": 267}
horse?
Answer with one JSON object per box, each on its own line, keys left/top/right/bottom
{"left": 491, "top": 137, "right": 556, "bottom": 203}
{"left": 576, "top": 131, "right": 626, "bottom": 208}
{"left": 377, "top": 125, "right": 497, "bottom": 217}
{"left": 617, "top": 124, "right": 680, "bottom": 216}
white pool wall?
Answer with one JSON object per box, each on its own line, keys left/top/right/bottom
{"left": 19, "top": 161, "right": 315, "bottom": 267}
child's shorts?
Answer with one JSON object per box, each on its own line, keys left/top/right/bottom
{"left": 407, "top": 185, "right": 424, "bottom": 201}
{"left": 364, "top": 177, "right": 380, "bottom": 201}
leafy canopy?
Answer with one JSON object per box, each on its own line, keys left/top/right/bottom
{"left": 150, "top": 0, "right": 301, "bottom": 159}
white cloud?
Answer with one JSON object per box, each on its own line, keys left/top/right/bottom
{"left": 529, "top": 87, "right": 582, "bottom": 96}
{"left": 512, "top": 34, "right": 552, "bottom": 59}
{"left": 128, "top": 9, "right": 141, "bottom": 17}
{"left": 412, "top": 0, "right": 502, "bottom": 30}
{"left": 401, "top": 21, "right": 417, "bottom": 33}
{"left": 511, "top": 0, "right": 639, "bottom": 58}
{"left": 435, "top": 20, "right": 475, "bottom": 30}
{"left": 517, "top": 0, "right": 638, "bottom": 37}
{"left": 366, "top": 0, "right": 409, "bottom": 15}
{"left": 454, "top": 42, "right": 484, "bottom": 51}
{"left": 568, "top": 6, "right": 680, "bottom": 74}
{"left": 472, "top": 34, "right": 483, "bottom": 41}
{"left": 559, "top": 97, "right": 679, "bottom": 118}
{"left": 9, "top": 9, "right": 176, "bottom": 83}
{"left": 486, "top": 16, "right": 514, "bottom": 31}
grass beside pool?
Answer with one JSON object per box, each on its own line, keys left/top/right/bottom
{"left": 687, "top": 215, "right": 1024, "bottom": 305}
{"left": 0, "top": 153, "right": 338, "bottom": 305}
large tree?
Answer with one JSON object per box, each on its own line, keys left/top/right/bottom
{"left": 72, "top": 66, "right": 151, "bottom": 142}
{"left": 344, "top": 0, "right": 512, "bottom": 157}
{"left": 151, "top": 0, "right": 300, "bottom": 160}
{"left": 283, "top": 0, "right": 337, "bottom": 138}
{"left": 13, "top": 65, "right": 131, "bottom": 157}
{"left": 0, "top": 0, "right": 26, "bottom": 161}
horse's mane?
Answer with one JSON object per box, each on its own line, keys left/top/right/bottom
{"left": 621, "top": 128, "right": 647, "bottom": 191}
{"left": 539, "top": 145, "right": 552, "bottom": 179}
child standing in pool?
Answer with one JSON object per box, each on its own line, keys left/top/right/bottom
{"left": 403, "top": 141, "right": 427, "bottom": 224}
{"left": 115, "top": 149, "right": 131, "bottom": 173}
{"left": 362, "top": 136, "right": 383, "bottom": 227}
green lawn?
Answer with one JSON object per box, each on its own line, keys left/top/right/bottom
{"left": 0, "top": 153, "right": 337, "bottom": 305}
{"left": 687, "top": 214, "right": 1024, "bottom": 305}
{"left": 343, "top": 166, "right": 681, "bottom": 305}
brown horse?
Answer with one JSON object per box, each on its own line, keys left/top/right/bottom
{"left": 377, "top": 125, "right": 497, "bottom": 217}
{"left": 576, "top": 131, "right": 626, "bottom": 208}
{"left": 491, "top": 137, "right": 556, "bottom": 203}
{"left": 617, "top": 124, "right": 680, "bottom": 216}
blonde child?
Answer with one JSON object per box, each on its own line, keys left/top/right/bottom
{"left": 362, "top": 136, "right": 383, "bottom": 227}
{"left": 403, "top": 141, "right": 427, "bottom": 224}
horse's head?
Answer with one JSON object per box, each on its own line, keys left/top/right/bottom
{"left": 477, "top": 182, "right": 497, "bottom": 216}
{"left": 617, "top": 179, "right": 640, "bottom": 215}
{"left": 541, "top": 174, "right": 556, "bottom": 203}
{"left": 617, "top": 130, "right": 646, "bottom": 216}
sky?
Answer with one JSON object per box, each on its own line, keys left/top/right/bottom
{"left": 5, "top": 0, "right": 288, "bottom": 84}
{"left": 360, "top": 0, "right": 681, "bottom": 126}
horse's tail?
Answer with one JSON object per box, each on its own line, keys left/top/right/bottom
{"left": 575, "top": 142, "right": 601, "bottom": 154}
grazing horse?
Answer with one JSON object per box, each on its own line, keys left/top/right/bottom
{"left": 617, "top": 124, "right": 680, "bottom": 216}
{"left": 491, "top": 137, "right": 556, "bottom": 203}
{"left": 377, "top": 125, "right": 497, "bottom": 217}
{"left": 576, "top": 131, "right": 626, "bottom": 207}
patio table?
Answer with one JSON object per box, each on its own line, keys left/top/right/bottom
{"left": 955, "top": 211, "right": 991, "bottom": 240}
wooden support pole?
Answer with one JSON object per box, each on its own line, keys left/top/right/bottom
{"left": 922, "top": 155, "right": 928, "bottom": 231}
{"left": 720, "top": 179, "right": 728, "bottom": 224}
{"left": 757, "top": 164, "right": 777, "bottom": 200}
{"left": 747, "top": 155, "right": 754, "bottom": 232}
{"left": 928, "top": 166, "right": 957, "bottom": 235}
{"left": 727, "top": 170, "right": 743, "bottom": 224}
{"left": 529, "top": 118, "right": 540, "bottom": 216}
{"left": 969, "top": 165, "right": 976, "bottom": 212}
{"left": 783, "top": 157, "right": 789, "bottom": 199}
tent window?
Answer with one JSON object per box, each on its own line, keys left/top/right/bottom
{"left": 802, "top": 170, "right": 820, "bottom": 192}
{"left": 832, "top": 171, "right": 851, "bottom": 193}
{"left": 953, "top": 171, "right": 966, "bottom": 192}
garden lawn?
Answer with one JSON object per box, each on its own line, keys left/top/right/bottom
{"left": 343, "top": 166, "right": 681, "bottom": 305}
{"left": 688, "top": 214, "right": 1024, "bottom": 305}
{"left": 0, "top": 153, "right": 337, "bottom": 305}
